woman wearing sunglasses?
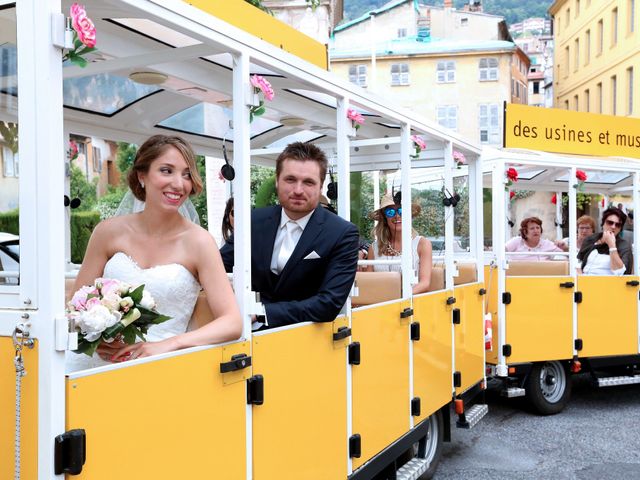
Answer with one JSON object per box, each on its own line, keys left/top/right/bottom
{"left": 578, "top": 206, "right": 633, "bottom": 275}
{"left": 366, "top": 194, "right": 432, "bottom": 294}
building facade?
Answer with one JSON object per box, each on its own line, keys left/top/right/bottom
{"left": 330, "top": 0, "right": 529, "bottom": 145}
{"left": 550, "top": 0, "right": 638, "bottom": 116}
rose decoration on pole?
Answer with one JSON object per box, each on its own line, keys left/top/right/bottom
{"left": 249, "top": 74, "right": 275, "bottom": 122}
{"left": 453, "top": 150, "right": 466, "bottom": 169}
{"left": 63, "top": 3, "right": 97, "bottom": 68}
{"left": 551, "top": 193, "right": 557, "bottom": 205}
{"left": 505, "top": 167, "right": 518, "bottom": 191}
{"left": 68, "top": 141, "right": 79, "bottom": 161}
{"left": 509, "top": 191, "right": 516, "bottom": 202}
{"left": 410, "top": 135, "right": 426, "bottom": 159}
{"left": 346, "top": 108, "right": 365, "bottom": 132}
{"left": 575, "top": 169, "right": 587, "bottom": 191}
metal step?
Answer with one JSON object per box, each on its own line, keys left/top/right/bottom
{"left": 502, "top": 387, "right": 526, "bottom": 398}
{"left": 596, "top": 374, "right": 640, "bottom": 387}
{"left": 456, "top": 404, "right": 488, "bottom": 429}
{"left": 397, "top": 457, "right": 430, "bottom": 480}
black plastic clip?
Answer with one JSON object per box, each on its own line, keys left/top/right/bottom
{"left": 559, "top": 282, "right": 575, "bottom": 288}
{"left": 502, "top": 292, "right": 511, "bottom": 304}
{"left": 54, "top": 429, "right": 86, "bottom": 475}
{"left": 453, "top": 371, "right": 462, "bottom": 388}
{"left": 220, "top": 353, "right": 252, "bottom": 373}
{"left": 502, "top": 344, "right": 512, "bottom": 357}
{"left": 410, "top": 322, "right": 420, "bottom": 341}
{"left": 446, "top": 296, "right": 456, "bottom": 305}
{"left": 479, "top": 288, "right": 487, "bottom": 295}
{"left": 574, "top": 338, "right": 583, "bottom": 351}
{"left": 349, "top": 434, "right": 362, "bottom": 458}
{"left": 627, "top": 280, "right": 640, "bottom": 287}
{"left": 574, "top": 291, "right": 583, "bottom": 303}
{"left": 348, "top": 342, "right": 361, "bottom": 365}
{"left": 247, "top": 375, "right": 264, "bottom": 405}
{"left": 333, "top": 326, "right": 352, "bottom": 341}
{"left": 452, "top": 308, "right": 461, "bottom": 325}
{"left": 411, "top": 397, "right": 421, "bottom": 417}
{"left": 400, "top": 307, "right": 414, "bottom": 318}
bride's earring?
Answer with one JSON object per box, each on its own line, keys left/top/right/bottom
{"left": 140, "top": 180, "right": 145, "bottom": 189}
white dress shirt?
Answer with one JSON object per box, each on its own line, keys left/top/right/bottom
{"left": 270, "top": 209, "right": 314, "bottom": 274}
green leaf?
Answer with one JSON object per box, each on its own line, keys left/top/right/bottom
{"left": 77, "top": 46, "right": 97, "bottom": 55}
{"left": 74, "top": 36, "right": 83, "bottom": 50}
{"left": 253, "top": 106, "right": 266, "bottom": 116}
{"left": 121, "top": 325, "right": 138, "bottom": 345}
{"left": 75, "top": 337, "right": 101, "bottom": 356}
{"left": 102, "top": 321, "right": 125, "bottom": 340}
{"left": 69, "top": 56, "right": 88, "bottom": 68}
{"left": 129, "top": 284, "right": 144, "bottom": 304}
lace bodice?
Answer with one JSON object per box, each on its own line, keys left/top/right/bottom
{"left": 66, "top": 252, "right": 201, "bottom": 372}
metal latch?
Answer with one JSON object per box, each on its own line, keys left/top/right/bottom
{"left": 247, "top": 375, "right": 264, "bottom": 405}
{"left": 54, "top": 429, "right": 86, "bottom": 475}
{"left": 220, "top": 353, "right": 252, "bottom": 373}
{"left": 348, "top": 342, "right": 361, "bottom": 365}
{"left": 559, "top": 282, "right": 575, "bottom": 288}
{"left": 333, "top": 326, "right": 352, "bottom": 341}
{"left": 400, "top": 307, "right": 414, "bottom": 318}
{"left": 410, "top": 322, "right": 420, "bottom": 341}
{"left": 452, "top": 308, "right": 461, "bottom": 325}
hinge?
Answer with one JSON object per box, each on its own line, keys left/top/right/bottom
{"left": 410, "top": 322, "right": 420, "bottom": 340}
{"left": 400, "top": 307, "right": 414, "bottom": 318}
{"left": 559, "top": 281, "right": 575, "bottom": 288}
{"left": 502, "top": 292, "right": 511, "bottom": 304}
{"left": 446, "top": 296, "right": 456, "bottom": 305}
{"left": 411, "top": 397, "right": 421, "bottom": 416}
{"left": 220, "top": 353, "right": 251, "bottom": 373}
{"left": 54, "top": 429, "right": 86, "bottom": 475}
{"left": 574, "top": 338, "right": 583, "bottom": 351}
{"left": 502, "top": 344, "right": 512, "bottom": 357}
{"left": 479, "top": 288, "right": 487, "bottom": 295}
{"left": 574, "top": 291, "right": 583, "bottom": 303}
{"left": 453, "top": 371, "right": 462, "bottom": 388}
{"left": 55, "top": 315, "right": 78, "bottom": 351}
{"left": 333, "top": 326, "right": 352, "bottom": 341}
{"left": 349, "top": 434, "right": 362, "bottom": 458}
{"left": 452, "top": 308, "right": 461, "bottom": 325}
{"left": 348, "top": 342, "right": 361, "bottom": 365}
{"left": 247, "top": 375, "right": 264, "bottom": 405}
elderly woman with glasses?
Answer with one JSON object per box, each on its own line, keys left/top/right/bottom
{"left": 505, "top": 216, "right": 564, "bottom": 261}
{"left": 578, "top": 206, "right": 633, "bottom": 275}
{"left": 366, "top": 193, "right": 432, "bottom": 294}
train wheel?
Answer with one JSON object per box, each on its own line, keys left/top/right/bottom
{"left": 398, "top": 410, "right": 444, "bottom": 479}
{"left": 525, "top": 361, "right": 571, "bottom": 415}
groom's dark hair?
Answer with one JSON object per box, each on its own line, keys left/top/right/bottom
{"left": 275, "top": 142, "right": 328, "bottom": 184}
{"left": 128, "top": 135, "right": 203, "bottom": 201}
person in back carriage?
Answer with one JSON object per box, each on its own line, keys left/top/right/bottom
{"left": 220, "top": 142, "right": 359, "bottom": 329}
{"left": 578, "top": 206, "right": 633, "bottom": 275}
{"left": 505, "top": 216, "right": 564, "bottom": 261}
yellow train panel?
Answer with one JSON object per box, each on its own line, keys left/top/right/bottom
{"left": 484, "top": 265, "right": 499, "bottom": 364}
{"left": 252, "top": 321, "right": 347, "bottom": 480}
{"left": 186, "top": 0, "right": 328, "bottom": 69}
{"left": 454, "top": 283, "right": 485, "bottom": 394}
{"left": 505, "top": 277, "right": 574, "bottom": 363}
{"left": 577, "top": 276, "right": 639, "bottom": 357}
{"left": 0, "top": 337, "right": 38, "bottom": 480}
{"left": 413, "top": 291, "right": 453, "bottom": 423}
{"left": 351, "top": 300, "right": 411, "bottom": 470}
{"left": 66, "top": 345, "right": 247, "bottom": 479}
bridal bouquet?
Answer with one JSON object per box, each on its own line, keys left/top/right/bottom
{"left": 67, "top": 278, "right": 171, "bottom": 356}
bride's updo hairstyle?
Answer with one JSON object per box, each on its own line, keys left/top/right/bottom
{"left": 128, "top": 134, "right": 204, "bottom": 201}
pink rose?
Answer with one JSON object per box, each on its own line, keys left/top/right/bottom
{"left": 453, "top": 150, "right": 466, "bottom": 165}
{"left": 410, "top": 135, "right": 426, "bottom": 151}
{"left": 346, "top": 108, "right": 365, "bottom": 125}
{"left": 70, "top": 3, "right": 96, "bottom": 48}
{"left": 95, "top": 278, "right": 121, "bottom": 296}
{"left": 250, "top": 75, "right": 275, "bottom": 101}
{"left": 68, "top": 141, "right": 79, "bottom": 160}
{"left": 70, "top": 285, "right": 98, "bottom": 311}
{"left": 85, "top": 297, "right": 101, "bottom": 310}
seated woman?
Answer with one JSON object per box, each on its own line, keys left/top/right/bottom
{"left": 578, "top": 207, "right": 632, "bottom": 275}
{"left": 366, "top": 194, "right": 432, "bottom": 294}
{"left": 558, "top": 215, "right": 597, "bottom": 251}
{"left": 221, "top": 197, "right": 234, "bottom": 245}
{"left": 505, "top": 216, "right": 563, "bottom": 261}
{"left": 67, "top": 135, "right": 242, "bottom": 371}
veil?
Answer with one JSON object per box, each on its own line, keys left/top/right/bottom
{"left": 114, "top": 189, "right": 201, "bottom": 225}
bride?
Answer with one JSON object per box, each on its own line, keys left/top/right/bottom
{"left": 66, "top": 135, "right": 242, "bottom": 371}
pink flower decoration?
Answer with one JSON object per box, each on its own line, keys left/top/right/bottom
{"left": 250, "top": 75, "right": 274, "bottom": 101}
{"left": 346, "top": 108, "right": 365, "bottom": 130}
{"left": 70, "top": 3, "right": 96, "bottom": 48}
{"left": 70, "top": 285, "right": 98, "bottom": 311}
{"left": 410, "top": 135, "right": 426, "bottom": 151}
{"left": 68, "top": 141, "right": 79, "bottom": 161}
{"left": 551, "top": 193, "right": 557, "bottom": 205}
{"left": 453, "top": 150, "right": 466, "bottom": 167}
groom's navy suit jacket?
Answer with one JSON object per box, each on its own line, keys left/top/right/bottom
{"left": 220, "top": 205, "right": 359, "bottom": 329}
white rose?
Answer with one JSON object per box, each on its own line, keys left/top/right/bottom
{"left": 77, "top": 305, "right": 122, "bottom": 342}
{"left": 101, "top": 292, "right": 122, "bottom": 311}
{"left": 139, "top": 290, "right": 156, "bottom": 310}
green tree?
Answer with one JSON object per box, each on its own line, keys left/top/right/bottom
{"left": 69, "top": 164, "right": 97, "bottom": 211}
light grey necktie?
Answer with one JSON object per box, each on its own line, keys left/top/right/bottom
{"left": 276, "top": 220, "right": 299, "bottom": 273}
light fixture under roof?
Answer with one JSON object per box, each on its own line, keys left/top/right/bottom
{"left": 280, "top": 116, "right": 306, "bottom": 127}
{"left": 128, "top": 71, "right": 168, "bottom": 85}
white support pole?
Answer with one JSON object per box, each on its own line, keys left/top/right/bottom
{"left": 555, "top": 191, "right": 563, "bottom": 241}
{"left": 17, "top": 0, "right": 66, "bottom": 477}
{"left": 373, "top": 170, "right": 380, "bottom": 211}
{"left": 492, "top": 160, "right": 508, "bottom": 377}
{"left": 443, "top": 141, "right": 455, "bottom": 291}
{"left": 568, "top": 167, "right": 578, "bottom": 357}
{"left": 231, "top": 51, "right": 253, "bottom": 480}
{"left": 469, "top": 154, "right": 484, "bottom": 282}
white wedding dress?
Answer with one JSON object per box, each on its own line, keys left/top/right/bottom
{"left": 65, "top": 252, "right": 201, "bottom": 373}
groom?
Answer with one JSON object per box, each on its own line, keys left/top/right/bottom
{"left": 220, "top": 142, "right": 359, "bottom": 329}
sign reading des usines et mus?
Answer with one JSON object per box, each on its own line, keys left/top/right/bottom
{"left": 504, "top": 103, "right": 640, "bottom": 159}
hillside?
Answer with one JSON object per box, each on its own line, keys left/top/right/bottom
{"left": 343, "top": 0, "right": 554, "bottom": 26}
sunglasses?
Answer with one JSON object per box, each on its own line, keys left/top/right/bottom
{"left": 605, "top": 219, "right": 622, "bottom": 228}
{"left": 384, "top": 207, "right": 402, "bottom": 218}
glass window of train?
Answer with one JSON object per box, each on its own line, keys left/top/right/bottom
{"left": 0, "top": 7, "right": 19, "bottom": 287}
